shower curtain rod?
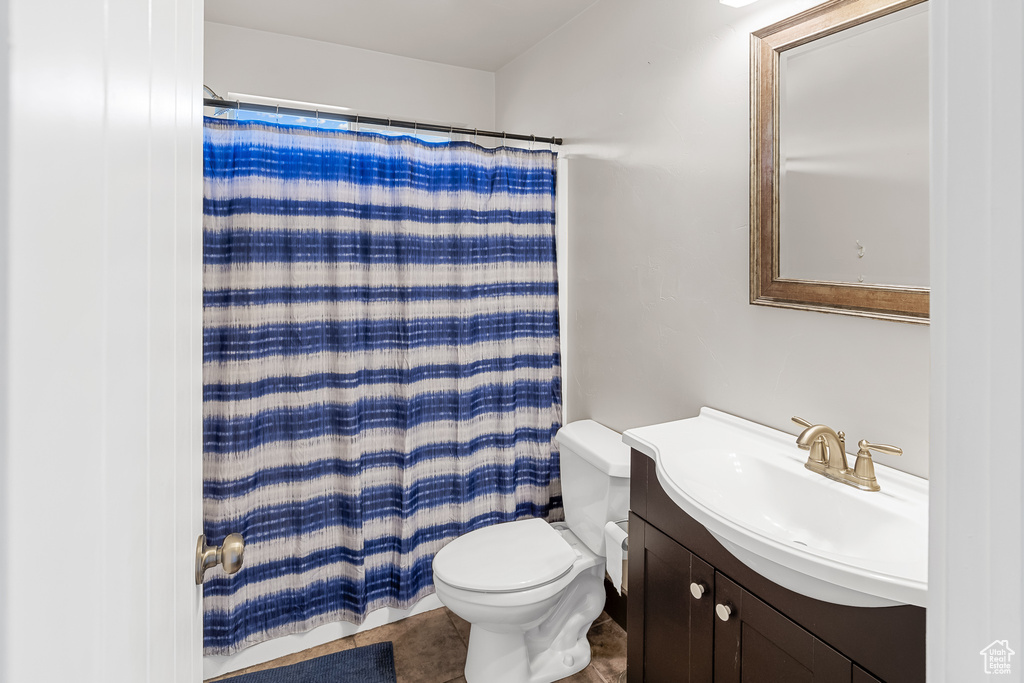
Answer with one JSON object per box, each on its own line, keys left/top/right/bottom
{"left": 204, "top": 97, "right": 563, "bottom": 146}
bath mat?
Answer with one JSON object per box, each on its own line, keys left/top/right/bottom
{"left": 223, "top": 642, "right": 397, "bottom": 683}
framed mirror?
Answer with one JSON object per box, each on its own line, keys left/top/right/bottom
{"left": 750, "top": 0, "right": 929, "bottom": 324}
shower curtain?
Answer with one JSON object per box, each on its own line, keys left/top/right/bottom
{"left": 201, "top": 117, "right": 563, "bottom": 655}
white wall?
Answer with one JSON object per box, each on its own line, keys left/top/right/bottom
{"left": 2, "top": 0, "right": 204, "bottom": 680}
{"left": 496, "top": 0, "right": 931, "bottom": 478}
{"left": 928, "top": 0, "right": 1024, "bottom": 677}
{"left": 0, "top": 0, "right": 8, "bottom": 671}
{"left": 205, "top": 22, "right": 496, "bottom": 130}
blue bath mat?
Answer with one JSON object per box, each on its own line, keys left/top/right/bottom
{"left": 223, "top": 642, "right": 397, "bottom": 683}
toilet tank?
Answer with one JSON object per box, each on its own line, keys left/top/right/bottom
{"left": 555, "top": 420, "right": 631, "bottom": 556}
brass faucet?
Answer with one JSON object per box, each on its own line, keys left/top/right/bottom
{"left": 791, "top": 417, "right": 903, "bottom": 492}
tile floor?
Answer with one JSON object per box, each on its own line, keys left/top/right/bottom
{"left": 208, "top": 608, "right": 627, "bottom": 683}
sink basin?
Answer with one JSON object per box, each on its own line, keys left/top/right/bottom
{"left": 623, "top": 407, "right": 927, "bottom": 608}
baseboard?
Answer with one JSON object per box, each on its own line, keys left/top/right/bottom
{"left": 202, "top": 594, "right": 444, "bottom": 680}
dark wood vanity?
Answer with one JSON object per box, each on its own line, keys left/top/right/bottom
{"left": 626, "top": 450, "right": 925, "bottom": 683}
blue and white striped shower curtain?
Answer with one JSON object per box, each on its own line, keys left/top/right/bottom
{"left": 201, "top": 118, "right": 563, "bottom": 655}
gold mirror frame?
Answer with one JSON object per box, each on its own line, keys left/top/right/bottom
{"left": 750, "top": 0, "right": 929, "bottom": 324}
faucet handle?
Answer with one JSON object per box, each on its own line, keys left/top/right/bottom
{"left": 850, "top": 440, "right": 903, "bottom": 491}
{"left": 792, "top": 416, "right": 813, "bottom": 429}
{"left": 857, "top": 440, "right": 903, "bottom": 458}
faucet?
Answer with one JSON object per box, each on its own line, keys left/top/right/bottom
{"left": 792, "top": 417, "right": 847, "bottom": 475}
{"left": 791, "top": 417, "right": 902, "bottom": 492}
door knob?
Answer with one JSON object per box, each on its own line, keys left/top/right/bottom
{"left": 690, "top": 582, "right": 706, "bottom": 599}
{"left": 195, "top": 533, "right": 245, "bottom": 585}
{"left": 716, "top": 603, "right": 732, "bottom": 622}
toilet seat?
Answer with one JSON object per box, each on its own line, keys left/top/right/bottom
{"left": 433, "top": 518, "right": 578, "bottom": 593}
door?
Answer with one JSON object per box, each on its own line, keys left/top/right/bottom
{"left": 2, "top": 0, "right": 205, "bottom": 680}
{"left": 713, "top": 573, "right": 852, "bottom": 683}
{"left": 629, "top": 519, "right": 714, "bottom": 682}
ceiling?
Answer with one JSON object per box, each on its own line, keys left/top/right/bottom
{"left": 204, "top": 0, "right": 599, "bottom": 72}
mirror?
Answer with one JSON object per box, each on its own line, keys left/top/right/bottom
{"left": 750, "top": 0, "right": 929, "bottom": 323}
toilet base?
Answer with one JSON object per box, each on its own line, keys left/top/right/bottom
{"left": 464, "top": 627, "right": 592, "bottom": 683}
{"left": 462, "top": 568, "right": 605, "bottom": 683}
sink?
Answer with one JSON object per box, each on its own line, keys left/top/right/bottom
{"left": 623, "top": 407, "right": 927, "bottom": 608}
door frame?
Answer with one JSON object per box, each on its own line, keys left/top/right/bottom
{"left": 927, "top": 0, "right": 1024, "bottom": 678}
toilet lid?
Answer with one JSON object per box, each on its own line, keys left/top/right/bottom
{"left": 433, "top": 518, "right": 578, "bottom": 593}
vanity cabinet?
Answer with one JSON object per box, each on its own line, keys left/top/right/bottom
{"left": 627, "top": 451, "right": 922, "bottom": 683}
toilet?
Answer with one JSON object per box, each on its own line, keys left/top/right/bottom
{"left": 432, "top": 420, "right": 630, "bottom": 683}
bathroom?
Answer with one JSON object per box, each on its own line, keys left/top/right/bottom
{"left": 0, "top": 0, "right": 1019, "bottom": 682}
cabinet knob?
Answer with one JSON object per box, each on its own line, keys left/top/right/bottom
{"left": 690, "top": 582, "right": 706, "bottom": 599}
{"left": 716, "top": 603, "right": 732, "bottom": 622}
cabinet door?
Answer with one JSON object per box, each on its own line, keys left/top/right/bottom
{"left": 713, "top": 573, "right": 852, "bottom": 683}
{"left": 630, "top": 520, "right": 715, "bottom": 682}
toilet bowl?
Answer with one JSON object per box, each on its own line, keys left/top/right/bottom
{"left": 431, "top": 421, "right": 630, "bottom": 683}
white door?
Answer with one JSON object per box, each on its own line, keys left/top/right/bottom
{"left": 2, "top": 0, "right": 206, "bottom": 680}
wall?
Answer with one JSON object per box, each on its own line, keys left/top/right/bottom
{"left": 2, "top": 0, "right": 204, "bottom": 680}
{"left": 0, "top": 0, "right": 8, "bottom": 671}
{"left": 205, "top": 22, "right": 496, "bottom": 130}
{"left": 496, "top": 0, "right": 931, "bottom": 478}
